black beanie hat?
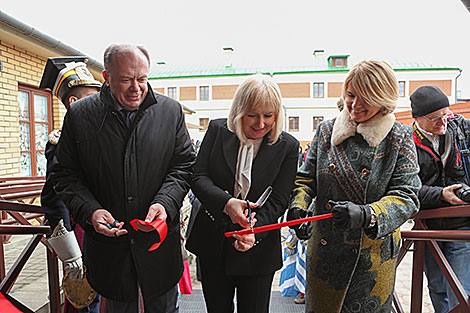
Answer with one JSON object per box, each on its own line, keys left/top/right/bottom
{"left": 410, "top": 86, "right": 450, "bottom": 118}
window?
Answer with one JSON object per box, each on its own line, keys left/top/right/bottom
{"left": 313, "top": 83, "right": 324, "bottom": 98}
{"left": 313, "top": 116, "right": 324, "bottom": 131}
{"left": 288, "top": 117, "right": 299, "bottom": 132}
{"left": 200, "top": 86, "right": 209, "bottom": 101}
{"left": 18, "top": 86, "right": 52, "bottom": 176}
{"left": 199, "top": 118, "right": 209, "bottom": 131}
{"left": 168, "top": 87, "right": 177, "bottom": 99}
{"left": 399, "top": 81, "right": 406, "bottom": 97}
{"left": 330, "top": 57, "right": 348, "bottom": 68}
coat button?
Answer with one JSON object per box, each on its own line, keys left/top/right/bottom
{"left": 352, "top": 248, "right": 358, "bottom": 254}
{"left": 329, "top": 163, "right": 336, "bottom": 170}
{"left": 361, "top": 168, "right": 369, "bottom": 176}
{"left": 320, "top": 239, "right": 327, "bottom": 246}
{"left": 326, "top": 203, "right": 332, "bottom": 210}
{"left": 130, "top": 238, "right": 135, "bottom": 245}
{"left": 127, "top": 195, "right": 133, "bottom": 202}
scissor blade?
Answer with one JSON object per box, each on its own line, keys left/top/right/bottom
{"left": 256, "top": 186, "right": 272, "bottom": 208}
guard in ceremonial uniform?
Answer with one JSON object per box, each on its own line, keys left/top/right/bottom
{"left": 39, "top": 57, "right": 101, "bottom": 313}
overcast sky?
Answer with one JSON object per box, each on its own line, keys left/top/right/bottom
{"left": 3, "top": 0, "right": 470, "bottom": 98}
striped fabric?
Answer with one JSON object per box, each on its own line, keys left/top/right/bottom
{"left": 279, "top": 230, "right": 306, "bottom": 297}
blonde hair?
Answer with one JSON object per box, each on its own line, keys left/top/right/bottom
{"left": 342, "top": 60, "right": 399, "bottom": 114}
{"left": 228, "top": 74, "right": 284, "bottom": 144}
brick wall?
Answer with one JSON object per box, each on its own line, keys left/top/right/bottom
{"left": 0, "top": 40, "right": 65, "bottom": 176}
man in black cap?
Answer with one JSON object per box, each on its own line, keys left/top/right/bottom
{"left": 411, "top": 85, "right": 470, "bottom": 313}
{"left": 39, "top": 57, "right": 101, "bottom": 313}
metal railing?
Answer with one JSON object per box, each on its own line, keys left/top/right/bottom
{"left": 394, "top": 205, "right": 470, "bottom": 313}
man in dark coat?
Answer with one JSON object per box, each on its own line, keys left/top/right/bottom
{"left": 51, "top": 44, "right": 196, "bottom": 313}
{"left": 411, "top": 85, "right": 470, "bottom": 313}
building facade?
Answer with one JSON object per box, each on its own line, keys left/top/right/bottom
{"left": 0, "top": 11, "right": 103, "bottom": 177}
{"left": 149, "top": 55, "right": 460, "bottom": 148}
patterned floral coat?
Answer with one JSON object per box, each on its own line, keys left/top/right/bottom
{"left": 289, "top": 109, "right": 421, "bottom": 313}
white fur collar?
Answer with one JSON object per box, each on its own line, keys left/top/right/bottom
{"left": 331, "top": 108, "right": 396, "bottom": 147}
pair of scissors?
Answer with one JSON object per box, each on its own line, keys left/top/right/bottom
{"left": 97, "top": 220, "right": 120, "bottom": 229}
{"left": 246, "top": 186, "right": 273, "bottom": 231}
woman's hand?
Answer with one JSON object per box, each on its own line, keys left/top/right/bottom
{"left": 224, "top": 198, "right": 257, "bottom": 229}
{"left": 232, "top": 233, "right": 255, "bottom": 252}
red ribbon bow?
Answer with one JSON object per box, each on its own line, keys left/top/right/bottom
{"left": 129, "top": 219, "right": 168, "bottom": 251}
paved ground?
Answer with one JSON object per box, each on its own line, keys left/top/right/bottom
{"left": 3, "top": 222, "right": 433, "bottom": 313}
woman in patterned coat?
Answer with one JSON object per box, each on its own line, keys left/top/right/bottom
{"left": 287, "top": 60, "right": 421, "bottom": 313}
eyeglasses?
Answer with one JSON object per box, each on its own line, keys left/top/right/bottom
{"left": 424, "top": 113, "right": 451, "bottom": 123}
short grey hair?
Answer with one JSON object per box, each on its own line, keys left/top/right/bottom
{"left": 103, "top": 44, "right": 150, "bottom": 71}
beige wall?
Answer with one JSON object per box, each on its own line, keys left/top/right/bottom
{"left": 154, "top": 87, "right": 165, "bottom": 95}
{"left": 212, "top": 85, "right": 239, "bottom": 100}
{"left": 278, "top": 83, "right": 310, "bottom": 98}
{"left": 328, "top": 82, "right": 343, "bottom": 98}
{"left": 180, "top": 86, "right": 197, "bottom": 101}
{"left": 409, "top": 80, "right": 452, "bottom": 96}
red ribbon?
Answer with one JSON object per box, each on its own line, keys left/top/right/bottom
{"left": 129, "top": 219, "right": 168, "bottom": 251}
{"left": 0, "top": 292, "right": 23, "bottom": 313}
{"left": 224, "top": 213, "right": 333, "bottom": 237}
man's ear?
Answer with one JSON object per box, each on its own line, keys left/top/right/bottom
{"left": 103, "top": 71, "right": 110, "bottom": 86}
{"left": 69, "top": 95, "right": 79, "bottom": 104}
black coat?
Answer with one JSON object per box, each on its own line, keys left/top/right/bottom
{"left": 41, "top": 140, "right": 71, "bottom": 231}
{"left": 186, "top": 118, "right": 299, "bottom": 275}
{"left": 51, "top": 83, "right": 196, "bottom": 301}
{"left": 413, "top": 114, "right": 470, "bottom": 229}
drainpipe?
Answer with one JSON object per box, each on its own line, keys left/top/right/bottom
{"left": 455, "top": 69, "right": 463, "bottom": 103}
{"left": 0, "top": 10, "right": 103, "bottom": 73}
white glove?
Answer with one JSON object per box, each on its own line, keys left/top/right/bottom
{"left": 46, "top": 220, "right": 83, "bottom": 280}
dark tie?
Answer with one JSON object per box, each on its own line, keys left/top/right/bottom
{"left": 121, "top": 109, "right": 136, "bottom": 128}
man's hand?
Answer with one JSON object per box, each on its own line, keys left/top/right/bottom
{"left": 442, "top": 184, "right": 467, "bottom": 205}
{"left": 137, "top": 203, "right": 168, "bottom": 232}
{"left": 224, "top": 198, "right": 257, "bottom": 229}
{"left": 91, "top": 209, "right": 127, "bottom": 237}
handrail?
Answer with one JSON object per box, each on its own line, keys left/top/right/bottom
{"left": 0, "top": 188, "right": 60, "bottom": 313}
{"left": 394, "top": 204, "right": 470, "bottom": 313}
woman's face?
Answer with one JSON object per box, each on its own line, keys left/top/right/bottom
{"left": 344, "top": 84, "right": 381, "bottom": 123}
{"left": 241, "top": 105, "right": 275, "bottom": 140}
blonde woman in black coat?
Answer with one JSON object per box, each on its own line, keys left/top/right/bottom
{"left": 186, "top": 74, "right": 299, "bottom": 313}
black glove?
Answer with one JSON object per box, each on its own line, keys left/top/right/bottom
{"left": 287, "top": 207, "right": 313, "bottom": 240}
{"left": 329, "top": 200, "right": 371, "bottom": 229}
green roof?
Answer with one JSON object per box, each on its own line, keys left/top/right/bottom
{"left": 148, "top": 61, "right": 460, "bottom": 80}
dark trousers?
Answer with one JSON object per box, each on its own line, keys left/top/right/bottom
{"left": 106, "top": 285, "right": 179, "bottom": 313}
{"left": 199, "top": 257, "right": 274, "bottom": 313}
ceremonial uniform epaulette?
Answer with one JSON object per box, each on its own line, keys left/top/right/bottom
{"left": 48, "top": 129, "right": 62, "bottom": 145}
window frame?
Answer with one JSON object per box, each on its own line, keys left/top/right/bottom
{"left": 18, "top": 85, "right": 53, "bottom": 177}
{"left": 313, "top": 82, "right": 324, "bottom": 98}
{"left": 199, "top": 117, "right": 209, "bottom": 132}
{"left": 399, "top": 81, "right": 406, "bottom": 97}
{"left": 312, "top": 116, "right": 324, "bottom": 131}
{"left": 168, "top": 87, "right": 177, "bottom": 99}
{"left": 200, "top": 86, "right": 209, "bottom": 101}
{"left": 288, "top": 116, "right": 299, "bottom": 132}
